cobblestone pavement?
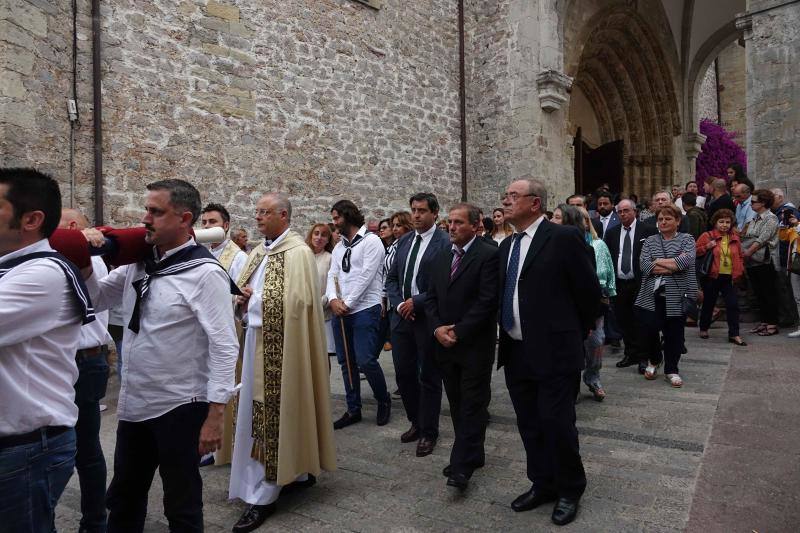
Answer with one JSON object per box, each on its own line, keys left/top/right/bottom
{"left": 55, "top": 322, "right": 790, "bottom": 532}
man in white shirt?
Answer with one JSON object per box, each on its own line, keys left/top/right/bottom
{"left": 201, "top": 202, "right": 247, "bottom": 282}
{"left": 0, "top": 168, "right": 94, "bottom": 532}
{"left": 59, "top": 207, "right": 114, "bottom": 532}
{"left": 198, "top": 202, "right": 247, "bottom": 468}
{"left": 385, "top": 193, "right": 449, "bottom": 456}
{"left": 326, "top": 200, "right": 392, "bottom": 430}
{"left": 83, "top": 179, "right": 239, "bottom": 531}
{"left": 675, "top": 181, "right": 705, "bottom": 214}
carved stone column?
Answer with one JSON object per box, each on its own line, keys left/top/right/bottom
{"left": 684, "top": 132, "right": 706, "bottom": 179}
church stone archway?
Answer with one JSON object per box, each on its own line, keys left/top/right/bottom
{"left": 565, "top": 4, "right": 682, "bottom": 198}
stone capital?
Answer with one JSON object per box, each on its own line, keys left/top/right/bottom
{"left": 735, "top": 12, "right": 753, "bottom": 41}
{"left": 536, "top": 70, "right": 573, "bottom": 113}
{"left": 685, "top": 132, "right": 707, "bottom": 160}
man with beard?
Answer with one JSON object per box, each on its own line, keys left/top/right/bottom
{"left": 593, "top": 191, "right": 620, "bottom": 239}
{"left": 83, "top": 179, "right": 240, "bottom": 530}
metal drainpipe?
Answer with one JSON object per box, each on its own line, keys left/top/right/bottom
{"left": 92, "top": 0, "right": 104, "bottom": 225}
{"left": 458, "top": 0, "right": 467, "bottom": 201}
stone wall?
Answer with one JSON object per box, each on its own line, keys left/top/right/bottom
{"left": 2, "top": 0, "right": 464, "bottom": 229}
{"left": 744, "top": 0, "right": 800, "bottom": 201}
{"left": 696, "top": 62, "right": 718, "bottom": 124}
{"left": 716, "top": 40, "right": 746, "bottom": 138}
{"left": 465, "top": 0, "right": 573, "bottom": 212}
{"left": 0, "top": 0, "right": 96, "bottom": 213}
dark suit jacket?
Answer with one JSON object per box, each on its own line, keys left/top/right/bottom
{"left": 705, "top": 193, "right": 736, "bottom": 228}
{"left": 425, "top": 238, "right": 499, "bottom": 361}
{"left": 481, "top": 233, "right": 499, "bottom": 247}
{"left": 496, "top": 220, "right": 602, "bottom": 376}
{"left": 385, "top": 227, "right": 451, "bottom": 330}
{"left": 603, "top": 221, "right": 659, "bottom": 282}
{"left": 593, "top": 212, "right": 620, "bottom": 239}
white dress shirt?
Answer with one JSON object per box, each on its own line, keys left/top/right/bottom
{"left": 675, "top": 195, "right": 706, "bottom": 214}
{"left": 0, "top": 239, "right": 82, "bottom": 436}
{"left": 402, "top": 224, "right": 438, "bottom": 298}
{"left": 326, "top": 225, "right": 384, "bottom": 314}
{"left": 86, "top": 238, "right": 239, "bottom": 422}
{"left": 245, "top": 229, "right": 290, "bottom": 327}
{"left": 78, "top": 256, "right": 113, "bottom": 350}
{"left": 617, "top": 219, "right": 637, "bottom": 280}
{"left": 506, "top": 216, "right": 545, "bottom": 341}
{"left": 210, "top": 239, "right": 248, "bottom": 282}
{"left": 599, "top": 215, "right": 612, "bottom": 234}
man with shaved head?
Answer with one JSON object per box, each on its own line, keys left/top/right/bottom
{"left": 228, "top": 193, "right": 336, "bottom": 532}
{"left": 705, "top": 177, "right": 735, "bottom": 227}
{"left": 58, "top": 207, "right": 113, "bottom": 532}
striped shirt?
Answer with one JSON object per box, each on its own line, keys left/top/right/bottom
{"left": 634, "top": 232, "right": 697, "bottom": 317}
{"left": 381, "top": 240, "right": 399, "bottom": 296}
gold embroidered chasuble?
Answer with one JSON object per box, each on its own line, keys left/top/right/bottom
{"left": 235, "top": 231, "right": 336, "bottom": 484}
{"left": 217, "top": 239, "right": 243, "bottom": 272}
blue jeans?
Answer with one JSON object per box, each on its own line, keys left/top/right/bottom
{"left": 333, "top": 304, "right": 390, "bottom": 412}
{"left": 0, "top": 427, "right": 77, "bottom": 533}
{"left": 75, "top": 352, "right": 110, "bottom": 532}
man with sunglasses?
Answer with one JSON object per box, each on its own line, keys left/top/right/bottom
{"left": 327, "top": 200, "right": 392, "bottom": 429}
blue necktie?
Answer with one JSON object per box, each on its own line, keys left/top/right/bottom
{"left": 501, "top": 233, "right": 523, "bottom": 333}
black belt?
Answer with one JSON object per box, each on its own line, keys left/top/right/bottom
{"left": 76, "top": 345, "right": 107, "bottom": 362}
{"left": 0, "top": 426, "right": 70, "bottom": 449}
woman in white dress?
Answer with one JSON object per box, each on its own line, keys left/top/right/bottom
{"left": 306, "top": 223, "right": 335, "bottom": 356}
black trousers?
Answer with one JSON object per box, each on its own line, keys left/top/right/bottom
{"left": 648, "top": 296, "right": 685, "bottom": 375}
{"left": 614, "top": 279, "right": 655, "bottom": 362}
{"left": 106, "top": 402, "right": 208, "bottom": 533}
{"left": 436, "top": 349, "right": 493, "bottom": 475}
{"left": 747, "top": 264, "right": 779, "bottom": 325}
{"left": 700, "top": 275, "right": 740, "bottom": 337}
{"left": 504, "top": 341, "right": 586, "bottom": 500}
{"left": 390, "top": 318, "right": 442, "bottom": 439}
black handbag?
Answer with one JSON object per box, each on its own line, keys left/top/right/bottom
{"left": 697, "top": 233, "right": 714, "bottom": 278}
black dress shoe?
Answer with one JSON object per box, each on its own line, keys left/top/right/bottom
{"left": 446, "top": 472, "right": 469, "bottom": 491}
{"left": 416, "top": 437, "right": 436, "bottom": 457}
{"left": 333, "top": 410, "right": 362, "bottom": 430}
{"left": 551, "top": 498, "right": 579, "bottom": 526}
{"left": 376, "top": 401, "right": 391, "bottom": 426}
{"left": 616, "top": 356, "right": 637, "bottom": 368}
{"left": 637, "top": 363, "right": 647, "bottom": 375}
{"left": 232, "top": 503, "right": 276, "bottom": 533}
{"left": 442, "top": 464, "right": 452, "bottom": 477}
{"left": 281, "top": 474, "right": 316, "bottom": 495}
{"left": 511, "top": 487, "right": 557, "bottom": 512}
{"left": 400, "top": 425, "right": 419, "bottom": 443}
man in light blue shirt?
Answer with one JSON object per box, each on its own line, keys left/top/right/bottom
{"left": 734, "top": 184, "right": 755, "bottom": 231}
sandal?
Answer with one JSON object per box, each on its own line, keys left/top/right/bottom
{"left": 587, "top": 384, "right": 606, "bottom": 402}
{"left": 757, "top": 326, "right": 779, "bottom": 336}
{"left": 644, "top": 362, "right": 659, "bottom": 380}
{"left": 698, "top": 331, "right": 709, "bottom": 339}
{"left": 665, "top": 374, "right": 683, "bottom": 387}
{"left": 749, "top": 323, "right": 767, "bottom": 334}
{"left": 728, "top": 337, "right": 747, "bottom": 346}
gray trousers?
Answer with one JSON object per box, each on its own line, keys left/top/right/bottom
{"left": 583, "top": 316, "right": 605, "bottom": 388}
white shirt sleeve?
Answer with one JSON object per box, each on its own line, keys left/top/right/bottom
{"left": 325, "top": 245, "right": 342, "bottom": 303}
{"left": 343, "top": 237, "right": 385, "bottom": 310}
{"left": 229, "top": 251, "right": 248, "bottom": 284}
{"left": 85, "top": 264, "right": 130, "bottom": 313}
{"left": 185, "top": 267, "right": 239, "bottom": 404}
{"left": 0, "top": 261, "right": 78, "bottom": 347}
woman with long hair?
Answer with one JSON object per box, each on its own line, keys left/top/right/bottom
{"left": 381, "top": 211, "right": 414, "bottom": 353}
{"left": 696, "top": 209, "right": 746, "bottom": 345}
{"left": 306, "top": 223, "right": 336, "bottom": 357}
{"left": 491, "top": 207, "right": 513, "bottom": 244}
{"left": 634, "top": 205, "right": 697, "bottom": 388}
{"left": 558, "top": 205, "right": 616, "bottom": 401}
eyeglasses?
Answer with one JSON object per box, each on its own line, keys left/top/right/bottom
{"left": 501, "top": 192, "right": 537, "bottom": 202}
{"left": 254, "top": 208, "right": 273, "bottom": 217}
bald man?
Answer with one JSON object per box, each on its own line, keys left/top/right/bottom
{"left": 705, "top": 178, "right": 735, "bottom": 227}
{"left": 59, "top": 208, "right": 113, "bottom": 532}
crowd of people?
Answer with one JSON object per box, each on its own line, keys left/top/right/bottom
{"left": 2, "top": 165, "right": 799, "bottom": 533}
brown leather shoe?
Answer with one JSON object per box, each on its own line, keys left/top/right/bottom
{"left": 416, "top": 437, "right": 436, "bottom": 457}
{"left": 400, "top": 425, "right": 419, "bottom": 443}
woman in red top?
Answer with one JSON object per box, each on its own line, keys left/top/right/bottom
{"left": 696, "top": 209, "right": 746, "bottom": 345}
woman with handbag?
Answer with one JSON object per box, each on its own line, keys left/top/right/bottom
{"left": 634, "top": 205, "right": 698, "bottom": 388}
{"left": 696, "top": 209, "right": 746, "bottom": 345}
{"left": 741, "top": 189, "right": 781, "bottom": 336}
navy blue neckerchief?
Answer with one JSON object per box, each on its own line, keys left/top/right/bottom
{"left": 0, "top": 251, "right": 96, "bottom": 325}
{"left": 128, "top": 244, "right": 242, "bottom": 333}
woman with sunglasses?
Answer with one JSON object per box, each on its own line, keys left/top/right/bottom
{"left": 741, "top": 189, "right": 781, "bottom": 336}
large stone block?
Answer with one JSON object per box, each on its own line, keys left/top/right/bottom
{"left": 0, "top": 70, "right": 26, "bottom": 98}
{"left": 1, "top": 0, "right": 48, "bottom": 37}
{"left": 206, "top": 1, "right": 239, "bottom": 22}
{"left": 0, "top": 43, "right": 35, "bottom": 74}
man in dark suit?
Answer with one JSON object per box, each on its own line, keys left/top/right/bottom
{"left": 498, "top": 179, "right": 601, "bottom": 526}
{"left": 603, "top": 199, "right": 659, "bottom": 373}
{"left": 593, "top": 191, "right": 620, "bottom": 239}
{"left": 386, "top": 192, "right": 450, "bottom": 456}
{"left": 425, "top": 203, "right": 499, "bottom": 491}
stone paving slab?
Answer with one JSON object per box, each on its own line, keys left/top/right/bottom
{"left": 56, "top": 326, "right": 747, "bottom": 532}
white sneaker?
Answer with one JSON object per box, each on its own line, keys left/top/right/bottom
{"left": 788, "top": 329, "right": 800, "bottom": 338}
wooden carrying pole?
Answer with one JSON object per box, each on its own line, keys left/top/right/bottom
{"left": 333, "top": 276, "right": 354, "bottom": 388}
